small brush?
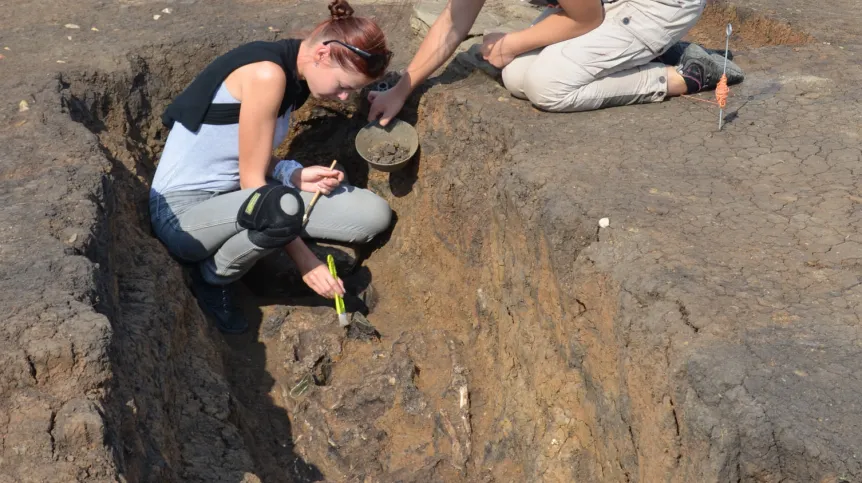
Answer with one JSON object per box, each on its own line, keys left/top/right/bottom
{"left": 326, "top": 254, "right": 350, "bottom": 327}
{"left": 302, "top": 159, "right": 338, "bottom": 227}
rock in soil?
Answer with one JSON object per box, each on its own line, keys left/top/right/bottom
{"left": 346, "top": 312, "right": 380, "bottom": 341}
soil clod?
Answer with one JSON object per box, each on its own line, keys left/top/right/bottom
{"left": 367, "top": 141, "right": 410, "bottom": 165}
{"left": 347, "top": 312, "right": 380, "bottom": 341}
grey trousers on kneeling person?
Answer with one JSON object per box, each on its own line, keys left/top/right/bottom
{"left": 149, "top": 183, "right": 392, "bottom": 285}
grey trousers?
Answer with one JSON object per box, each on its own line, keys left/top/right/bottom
{"left": 501, "top": 0, "right": 705, "bottom": 112}
{"left": 149, "top": 183, "right": 391, "bottom": 285}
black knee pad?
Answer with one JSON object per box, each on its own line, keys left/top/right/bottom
{"left": 237, "top": 185, "right": 304, "bottom": 248}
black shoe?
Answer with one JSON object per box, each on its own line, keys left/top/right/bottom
{"left": 677, "top": 43, "right": 745, "bottom": 93}
{"left": 657, "top": 41, "right": 734, "bottom": 66}
{"left": 190, "top": 270, "right": 248, "bottom": 334}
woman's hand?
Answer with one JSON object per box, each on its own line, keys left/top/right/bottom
{"left": 481, "top": 32, "right": 517, "bottom": 69}
{"left": 290, "top": 166, "right": 344, "bottom": 194}
{"left": 296, "top": 255, "right": 346, "bottom": 299}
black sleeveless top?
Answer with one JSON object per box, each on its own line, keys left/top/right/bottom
{"left": 161, "top": 39, "right": 310, "bottom": 131}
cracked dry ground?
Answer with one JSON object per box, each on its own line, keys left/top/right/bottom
{"left": 1, "top": 0, "right": 860, "bottom": 481}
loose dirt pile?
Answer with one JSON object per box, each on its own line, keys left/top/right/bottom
{"left": 367, "top": 141, "right": 411, "bottom": 165}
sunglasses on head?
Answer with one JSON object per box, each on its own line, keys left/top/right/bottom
{"left": 322, "top": 39, "right": 392, "bottom": 76}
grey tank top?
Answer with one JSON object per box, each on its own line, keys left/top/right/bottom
{"left": 151, "top": 82, "right": 292, "bottom": 195}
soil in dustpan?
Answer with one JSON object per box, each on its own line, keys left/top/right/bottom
{"left": 367, "top": 141, "right": 410, "bottom": 165}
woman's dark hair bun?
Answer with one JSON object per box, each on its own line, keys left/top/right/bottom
{"left": 328, "top": 0, "right": 354, "bottom": 20}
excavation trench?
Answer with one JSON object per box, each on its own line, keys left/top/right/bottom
{"left": 53, "top": 13, "right": 830, "bottom": 477}
{"left": 55, "top": 39, "right": 620, "bottom": 482}
{"left": 13, "top": 4, "right": 859, "bottom": 482}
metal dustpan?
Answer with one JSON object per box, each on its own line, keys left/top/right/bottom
{"left": 355, "top": 118, "right": 419, "bottom": 173}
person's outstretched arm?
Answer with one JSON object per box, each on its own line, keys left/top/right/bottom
{"left": 368, "top": 0, "right": 486, "bottom": 126}
{"left": 482, "top": 0, "right": 603, "bottom": 68}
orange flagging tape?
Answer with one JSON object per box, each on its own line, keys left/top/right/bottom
{"left": 682, "top": 74, "right": 729, "bottom": 108}
{"left": 715, "top": 74, "right": 729, "bottom": 109}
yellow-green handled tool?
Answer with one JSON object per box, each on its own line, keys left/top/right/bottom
{"left": 326, "top": 254, "right": 349, "bottom": 327}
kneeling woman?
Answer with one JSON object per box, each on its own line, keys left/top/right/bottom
{"left": 150, "top": 0, "right": 392, "bottom": 333}
{"left": 481, "top": 0, "right": 744, "bottom": 112}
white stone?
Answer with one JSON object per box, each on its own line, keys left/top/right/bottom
{"left": 599, "top": 218, "right": 610, "bottom": 228}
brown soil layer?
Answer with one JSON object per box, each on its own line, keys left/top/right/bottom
{"left": 686, "top": 1, "right": 814, "bottom": 49}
